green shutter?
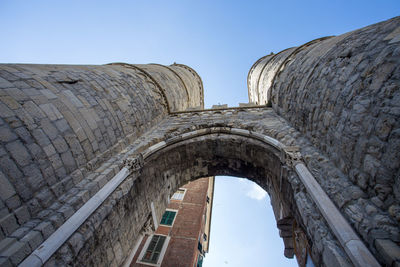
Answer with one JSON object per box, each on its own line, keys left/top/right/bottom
{"left": 160, "top": 211, "right": 176, "bottom": 226}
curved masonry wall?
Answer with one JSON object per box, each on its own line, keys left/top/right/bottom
{"left": 0, "top": 63, "right": 202, "bottom": 266}
{"left": 1, "top": 16, "right": 399, "bottom": 267}
{"left": 37, "top": 109, "right": 359, "bottom": 267}
{"left": 249, "top": 17, "right": 400, "bottom": 266}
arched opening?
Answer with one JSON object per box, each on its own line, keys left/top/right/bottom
{"left": 203, "top": 175, "right": 299, "bottom": 267}
{"left": 43, "top": 127, "right": 366, "bottom": 267}
{"left": 128, "top": 174, "right": 302, "bottom": 267}
{"left": 131, "top": 132, "right": 313, "bottom": 266}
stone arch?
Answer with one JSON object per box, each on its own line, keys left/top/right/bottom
{"left": 140, "top": 130, "right": 301, "bottom": 258}
{"left": 136, "top": 127, "right": 377, "bottom": 267}
{"left": 7, "top": 17, "right": 399, "bottom": 267}
{"left": 20, "top": 126, "right": 379, "bottom": 267}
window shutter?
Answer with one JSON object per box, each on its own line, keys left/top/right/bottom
{"left": 142, "top": 235, "right": 166, "bottom": 264}
{"left": 160, "top": 211, "right": 176, "bottom": 226}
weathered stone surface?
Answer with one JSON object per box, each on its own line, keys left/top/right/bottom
{"left": 21, "top": 231, "right": 43, "bottom": 251}
{"left": 34, "top": 221, "right": 55, "bottom": 240}
{"left": 0, "top": 240, "right": 30, "bottom": 265}
{"left": 0, "top": 214, "right": 18, "bottom": 236}
{"left": 248, "top": 16, "right": 400, "bottom": 266}
{"left": 1, "top": 17, "right": 399, "bottom": 267}
{"left": 0, "top": 171, "right": 16, "bottom": 201}
{"left": 375, "top": 238, "right": 400, "bottom": 266}
{"left": 13, "top": 206, "right": 30, "bottom": 225}
{"left": 322, "top": 241, "right": 352, "bottom": 267}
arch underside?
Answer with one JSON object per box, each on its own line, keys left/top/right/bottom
{"left": 32, "top": 108, "right": 384, "bottom": 267}
{"left": 66, "top": 120, "right": 355, "bottom": 267}
{"left": 141, "top": 133, "right": 328, "bottom": 261}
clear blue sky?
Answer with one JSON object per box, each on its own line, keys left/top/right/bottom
{"left": 0, "top": 1, "right": 398, "bottom": 107}
{"left": 204, "top": 177, "right": 297, "bottom": 267}
{"left": 1, "top": 1, "right": 399, "bottom": 266}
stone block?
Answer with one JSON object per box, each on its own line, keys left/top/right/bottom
{"left": 34, "top": 221, "right": 55, "bottom": 239}
{"left": 5, "top": 140, "right": 32, "bottom": 167}
{"left": 39, "top": 103, "right": 63, "bottom": 121}
{"left": 23, "top": 164, "right": 45, "bottom": 191}
{"left": 94, "top": 174, "right": 108, "bottom": 189}
{"left": 49, "top": 153, "right": 63, "bottom": 171}
{"left": 0, "top": 214, "right": 19, "bottom": 235}
{"left": 0, "top": 170, "right": 16, "bottom": 201}
{"left": 55, "top": 166, "right": 67, "bottom": 179}
{"left": 0, "top": 76, "right": 14, "bottom": 89}
{"left": 39, "top": 89, "right": 57, "bottom": 100}
{"left": 61, "top": 151, "right": 77, "bottom": 172}
{"left": 62, "top": 111, "right": 87, "bottom": 142}
{"left": 14, "top": 206, "right": 30, "bottom": 225}
{"left": 0, "top": 147, "right": 6, "bottom": 157}
{"left": 0, "top": 238, "right": 16, "bottom": 253}
{"left": 40, "top": 119, "right": 59, "bottom": 140}
{"left": 43, "top": 143, "right": 56, "bottom": 157}
{"left": 16, "top": 110, "right": 36, "bottom": 130}
{"left": 0, "top": 240, "right": 31, "bottom": 265}
{"left": 375, "top": 238, "right": 400, "bottom": 266}
{"left": 49, "top": 213, "right": 64, "bottom": 228}
{"left": 4, "top": 116, "right": 23, "bottom": 130}
{"left": 20, "top": 230, "right": 43, "bottom": 250}
{"left": 27, "top": 143, "right": 45, "bottom": 161}
{"left": 14, "top": 127, "right": 33, "bottom": 144}
{"left": 71, "top": 169, "right": 84, "bottom": 185}
{"left": 36, "top": 209, "right": 51, "bottom": 220}
{"left": 62, "top": 90, "right": 84, "bottom": 108}
{"left": 0, "top": 96, "right": 20, "bottom": 110}
{"left": 0, "top": 126, "right": 17, "bottom": 143}
{"left": 76, "top": 190, "right": 90, "bottom": 205}
{"left": 23, "top": 219, "right": 41, "bottom": 229}
{"left": 58, "top": 205, "right": 74, "bottom": 220}
{"left": 5, "top": 194, "right": 21, "bottom": 210}
{"left": 50, "top": 180, "right": 65, "bottom": 198}
{"left": 10, "top": 226, "right": 30, "bottom": 239}
{"left": 0, "top": 102, "right": 14, "bottom": 118}
{"left": 58, "top": 243, "right": 73, "bottom": 264}
{"left": 32, "top": 129, "right": 51, "bottom": 146}
{"left": 52, "top": 137, "right": 69, "bottom": 153}
{"left": 54, "top": 119, "right": 70, "bottom": 133}
{"left": 61, "top": 176, "right": 74, "bottom": 192}
{"left": 0, "top": 208, "right": 9, "bottom": 218}
{"left": 36, "top": 188, "right": 55, "bottom": 209}
{"left": 85, "top": 181, "right": 100, "bottom": 197}
{"left": 0, "top": 257, "right": 12, "bottom": 267}
{"left": 22, "top": 101, "right": 46, "bottom": 119}
{"left": 26, "top": 198, "right": 41, "bottom": 216}
{"left": 41, "top": 165, "right": 57, "bottom": 185}
{"left": 68, "top": 232, "right": 84, "bottom": 256}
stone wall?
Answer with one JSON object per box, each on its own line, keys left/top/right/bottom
{"left": 1, "top": 16, "right": 399, "bottom": 267}
{"left": 51, "top": 108, "right": 356, "bottom": 267}
{"left": 249, "top": 17, "right": 400, "bottom": 266}
{"left": 0, "top": 63, "right": 202, "bottom": 266}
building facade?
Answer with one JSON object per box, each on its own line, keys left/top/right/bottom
{"left": 129, "top": 177, "right": 214, "bottom": 267}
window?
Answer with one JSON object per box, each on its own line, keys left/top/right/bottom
{"left": 206, "top": 196, "right": 210, "bottom": 203}
{"left": 171, "top": 189, "right": 186, "bottom": 200}
{"left": 141, "top": 235, "right": 166, "bottom": 264}
{"left": 196, "top": 254, "right": 204, "bottom": 267}
{"left": 203, "top": 233, "right": 207, "bottom": 241}
{"left": 198, "top": 241, "right": 203, "bottom": 252}
{"left": 160, "top": 210, "right": 177, "bottom": 226}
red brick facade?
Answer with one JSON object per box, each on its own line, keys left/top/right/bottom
{"left": 130, "top": 177, "right": 214, "bottom": 267}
